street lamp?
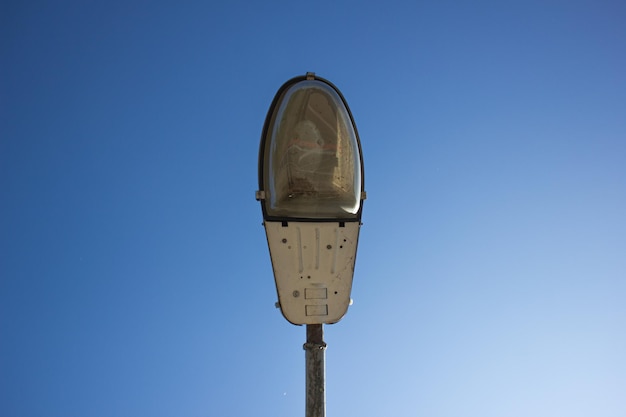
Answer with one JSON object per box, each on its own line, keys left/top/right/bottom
{"left": 257, "top": 72, "right": 365, "bottom": 417}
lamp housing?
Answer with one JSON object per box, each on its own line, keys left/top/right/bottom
{"left": 257, "top": 73, "right": 365, "bottom": 325}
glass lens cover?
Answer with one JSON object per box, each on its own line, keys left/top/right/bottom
{"left": 264, "top": 80, "right": 361, "bottom": 219}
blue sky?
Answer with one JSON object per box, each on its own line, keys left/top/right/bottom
{"left": 2, "top": 1, "right": 625, "bottom": 416}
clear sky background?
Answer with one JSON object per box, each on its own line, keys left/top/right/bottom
{"left": 2, "top": 1, "right": 625, "bottom": 416}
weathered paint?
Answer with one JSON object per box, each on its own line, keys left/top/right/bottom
{"left": 264, "top": 221, "right": 360, "bottom": 325}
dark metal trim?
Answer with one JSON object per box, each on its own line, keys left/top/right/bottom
{"left": 264, "top": 217, "right": 362, "bottom": 224}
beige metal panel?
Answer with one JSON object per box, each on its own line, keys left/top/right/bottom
{"left": 264, "top": 221, "right": 360, "bottom": 325}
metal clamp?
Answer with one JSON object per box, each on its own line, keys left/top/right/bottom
{"left": 303, "top": 341, "right": 327, "bottom": 351}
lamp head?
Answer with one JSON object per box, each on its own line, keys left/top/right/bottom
{"left": 257, "top": 73, "right": 365, "bottom": 325}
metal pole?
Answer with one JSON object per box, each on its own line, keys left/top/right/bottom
{"left": 304, "top": 324, "right": 326, "bottom": 417}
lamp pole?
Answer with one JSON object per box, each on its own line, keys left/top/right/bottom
{"left": 257, "top": 72, "right": 364, "bottom": 417}
{"left": 304, "top": 324, "right": 326, "bottom": 417}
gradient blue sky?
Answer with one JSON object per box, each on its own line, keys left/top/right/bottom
{"left": 2, "top": 1, "right": 625, "bottom": 416}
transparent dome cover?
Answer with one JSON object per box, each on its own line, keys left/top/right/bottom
{"left": 262, "top": 80, "right": 362, "bottom": 219}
